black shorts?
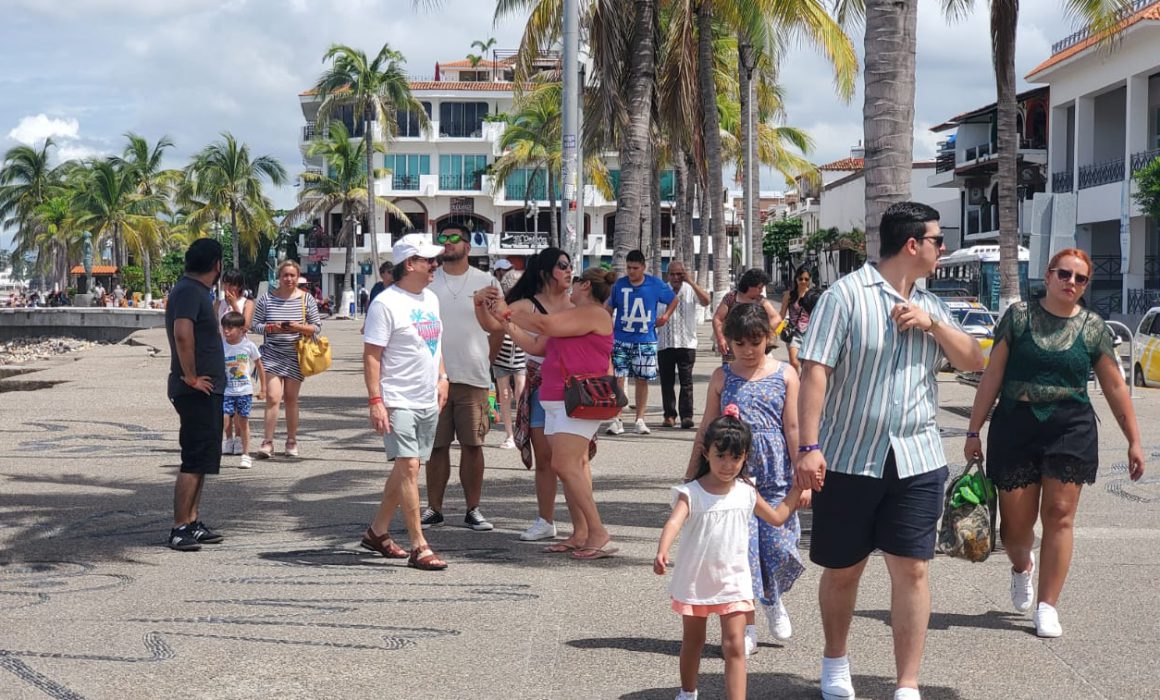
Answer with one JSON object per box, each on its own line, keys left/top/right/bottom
{"left": 986, "top": 399, "right": 1098, "bottom": 491}
{"left": 171, "top": 392, "right": 224, "bottom": 475}
{"left": 809, "top": 452, "right": 947, "bottom": 569}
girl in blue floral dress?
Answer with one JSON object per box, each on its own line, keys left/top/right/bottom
{"left": 686, "top": 302, "right": 805, "bottom": 656}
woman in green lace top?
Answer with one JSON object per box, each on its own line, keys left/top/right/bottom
{"left": 964, "top": 248, "right": 1144, "bottom": 640}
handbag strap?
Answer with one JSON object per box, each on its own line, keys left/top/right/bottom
{"left": 301, "top": 293, "right": 307, "bottom": 324}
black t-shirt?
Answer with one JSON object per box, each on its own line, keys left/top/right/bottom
{"left": 166, "top": 275, "right": 226, "bottom": 398}
{"left": 368, "top": 281, "right": 387, "bottom": 304}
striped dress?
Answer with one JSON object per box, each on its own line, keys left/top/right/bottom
{"left": 251, "top": 292, "right": 322, "bottom": 381}
{"left": 493, "top": 335, "right": 526, "bottom": 374}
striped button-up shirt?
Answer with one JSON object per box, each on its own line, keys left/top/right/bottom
{"left": 798, "top": 264, "right": 956, "bottom": 479}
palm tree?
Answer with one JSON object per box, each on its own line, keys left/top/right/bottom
{"left": 467, "top": 36, "right": 497, "bottom": 67}
{"left": 287, "top": 121, "right": 411, "bottom": 295}
{"left": 314, "top": 43, "right": 429, "bottom": 270}
{"left": 29, "top": 195, "right": 80, "bottom": 291}
{"left": 0, "top": 139, "right": 61, "bottom": 259}
{"left": 186, "top": 132, "right": 286, "bottom": 267}
{"left": 940, "top": 0, "right": 1130, "bottom": 311}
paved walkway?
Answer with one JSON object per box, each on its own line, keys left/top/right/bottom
{"left": 1, "top": 321, "right": 1159, "bottom": 699}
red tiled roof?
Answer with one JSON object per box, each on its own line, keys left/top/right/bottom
{"left": 439, "top": 58, "right": 505, "bottom": 69}
{"left": 1026, "top": 3, "right": 1160, "bottom": 79}
{"left": 818, "top": 157, "right": 863, "bottom": 171}
{"left": 70, "top": 265, "right": 117, "bottom": 275}
{"left": 408, "top": 81, "right": 516, "bottom": 91}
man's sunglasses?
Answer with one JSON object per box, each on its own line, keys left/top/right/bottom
{"left": 436, "top": 233, "right": 464, "bottom": 244}
{"left": 918, "top": 235, "right": 945, "bottom": 247}
{"left": 1052, "top": 268, "right": 1090, "bottom": 285}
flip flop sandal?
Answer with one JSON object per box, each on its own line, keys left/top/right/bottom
{"left": 256, "top": 441, "right": 274, "bottom": 459}
{"left": 571, "top": 544, "right": 619, "bottom": 560}
{"left": 408, "top": 546, "right": 448, "bottom": 571}
{"left": 360, "top": 528, "right": 408, "bottom": 559}
{"left": 542, "top": 542, "right": 580, "bottom": 554}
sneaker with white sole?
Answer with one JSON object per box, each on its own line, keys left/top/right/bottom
{"left": 222, "top": 438, "right": 232, "bottom": 454}
{"left": 239, "top": 454, "right": 253, "bottom": 469}
{"left": 499, "top": 436, "right": 516, "bottom": 449}
{"left": 820, "top": 655, "right": 855, "bottom": 699}
{"left": 765, "top": 599, "right": 793, "bottom": 640}
{"left": 1011, "top": 552, "right": 1035, "bottom": 613}
{"left": 634, "top": 418, "right": 650, "bottom": 435}
{"left": 605, "top": 418, "right": 624, "bottom": 435}
{"left": 520, "top": 517, "right": 557, "bottom": 541}
{"left": 894, "top": 688, "right": 922, "bottom": 700}
{"left": 231, "top": 437, "right": 243, "bottom": 455}
{"left": 464, "top": 507, "right": 493, "bottom": 531}
{"left": 675, "top": 690, "right": 698, "bottom": 700}
{"left": 420, "top": 508, "right": 444, "bottom": 529}
{"left": 1035, "top": 602, "right": 1062, "bottom": 638}
{"left": 167, "top": 524, "right": 201, "bottom": 551}
{"left": 744, "top": 624, "right": 758, "bottom": 657}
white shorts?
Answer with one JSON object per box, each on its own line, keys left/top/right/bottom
{"left": 540, "top": 400, "right": 603, "bottom": 440}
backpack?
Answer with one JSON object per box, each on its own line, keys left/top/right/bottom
{"left": 937, "top": 458, "right": 997, "bottom": 562}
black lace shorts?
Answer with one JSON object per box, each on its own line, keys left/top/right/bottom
{"left": 986, "top": 399, "right": 1098, "bottom": 491}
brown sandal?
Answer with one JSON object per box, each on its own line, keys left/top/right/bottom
{"left": 360, "top": 528, "right": 408, "bottom": 559}
{"left": 408, "top": 546, "right": 448, "bottom": 571}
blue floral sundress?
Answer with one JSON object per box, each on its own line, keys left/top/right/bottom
{"left": 721, "top": 362, "right": 804, "bottom": 606}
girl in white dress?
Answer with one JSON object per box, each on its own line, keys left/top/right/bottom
{"left": 655, "top": 406, "right": 804, "bottom": 700}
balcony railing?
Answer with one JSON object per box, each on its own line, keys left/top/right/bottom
{"left": 1052, "top": 170, "right": 1074, "bottom": 192}
{"left": 1146, "top": 255, "right": 1160, "bottom": 288}
{"left": 392, "top": 175, "right": 421, "bottom": 191}
{"left": 1091, "top": 255, "right": 1120, "bottom": 281}
{"left": 1092, "top": 289, "right": 1123, "bottom": 319}
{"left": 302, "top": 120, "right": 366, "bottom": 141}
{"left": 935, "top": 151, "right": 955, "bottom": 173}
{"left": 439, "top": 173, "right": 483, "bottom": 191}
{"left": 1051, "top": 0, "right": 1159, "bottom": 54}
{"left": 1130, "top": 148, "right": 1160, "bottom": 175}
{"left": 1077, "top": 158, "right": 1124, "bottom": 189}
{"left": 1128, "top": 288, "right": 1160, "bottom": 315}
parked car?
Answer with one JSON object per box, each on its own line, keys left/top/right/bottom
{"left": 1132, "top": 306, "right": 1160, "bottom": 388}
{"left": 943, "top": 300, "right": 995, "bottom": 370}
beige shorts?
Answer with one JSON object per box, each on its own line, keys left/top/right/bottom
{"left": 433, "top": 383, "right": 490, "bottom": 449}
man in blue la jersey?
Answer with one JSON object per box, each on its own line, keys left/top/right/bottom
{"left": 605, "top": 249, "right": 679, "bottom": 435}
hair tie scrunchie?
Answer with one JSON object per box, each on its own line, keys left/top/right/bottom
{"left": 722, "top": 404, "right": 741, "bottom": 419}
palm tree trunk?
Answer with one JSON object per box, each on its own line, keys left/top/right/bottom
{"left": 738, "top": 34, "right": 761, "bottom": 268}
{"left": 364, "top": 119, "right": 380, "bottom": 269}
{"left": 674, "top": 151, "right": 689, "bottom": 269}
{"left": 230, "top": 206, "right": 241, "bottom": 270}
{"left": 862, "top": 0, "right": 918, "bottom": 264}
{"left": 696, "top": 177, "right": 711, "bottom": 288}
{"left": 343, "top": 215, "right": 356, "bottom": 296}
{"left": 143, "top": 249, "right": 153, "bottom": 303}
{"left": 698, "top": 3, "right": 729, "bottom": 297}
{"left": 993, "top": 1, "right": 1021, "bottom": 313}
{"left": 548, "top": 169, "right": 559, "bottom": 249}
{"left": 650, "top": 159, "right": 662, "bottom": 275}
{"left": 612, "top": 0, "right": 656, "bottom": 274}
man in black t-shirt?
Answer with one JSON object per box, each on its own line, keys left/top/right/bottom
{"left": 164, "top": 238, "right": 227, "bottom": 551}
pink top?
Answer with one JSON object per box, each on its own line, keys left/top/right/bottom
{"left": 540, "top": 332, "right": 614, "bottom": 401}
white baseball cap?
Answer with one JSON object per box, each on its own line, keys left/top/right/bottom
{"left": 493, "top": 259, "right": 513, "bottom": 270}
{"left": 392, "top": 233, "right": 443, "bottom": 262}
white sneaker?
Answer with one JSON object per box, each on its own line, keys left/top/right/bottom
{"left": 499, "top": 436, "right": 516, "bottom": 449}
{"left": 231, "top": 437, "right": 243, "bottom": 455}
{"left": 605, "top": 418, "right": 624, "bottom": 435}
{"left": 1010, "top": 552, "right": 1035, "bottom": 613}
{"left": 894, "top": 688, "right": 922, "bottom": 700}
{"left": 675, "top": 690, "right": 698, "bottom": 700}
{"left": 634, "top": 418, "right": 651, "bottom": 435}
{"left": 765, "top": 599, "right": 793, "bottom": 640}
{"left": 520, "top": 517, "right": 557, "bottom": 541}
{"left": 1035, "top": 602, "right": 1062, "bottom": 638}
{"left": 744, "top": 625, "right": 758, "bottom": 657}
{"left": 820, "top": 655, "right": 855, "bottom": 699}
{"left": 221, "top": 438, "right": 232, "bottom": 454}
{"left": 239, "top": 454, "right": 253, "bottom": 469}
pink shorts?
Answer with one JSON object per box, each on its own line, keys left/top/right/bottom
{"left": 670, "top": 598, "right": 755, "bottom": 618}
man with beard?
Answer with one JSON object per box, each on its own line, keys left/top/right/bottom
{"left": 420, "top": 222, "right": 502, "bottom": 532}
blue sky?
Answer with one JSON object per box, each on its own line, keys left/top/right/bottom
{"left": 0, "top": 0, "right": 1079, "bottom": 250}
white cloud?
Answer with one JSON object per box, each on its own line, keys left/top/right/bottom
{"left": 7, "top": 114, "right": 80, "bottom": 145}
{"left": 55, "top": 142, "right": 107, "bottom": 161}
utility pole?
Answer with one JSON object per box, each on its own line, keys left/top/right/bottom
{"left": 739, "top": 37, "right": 758, "bottom": 270}
{"left": 561, "top": 0, "right": 581, "bottom": 266}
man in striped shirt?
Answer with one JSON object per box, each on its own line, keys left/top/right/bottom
{"left": 796, "top": 202, "right": 984, "bottom": 700}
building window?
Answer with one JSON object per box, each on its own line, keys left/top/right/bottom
{"left": 439, "top": 102, "right": 489, "bottom": 138}
{"left": 504, "top": 168, "right": 557, "bottom": 201}
{"left": 396, "top": 102, "right": 431, "bottom": 138}
{"left": 384, "top": 154, "right": 430, "bottom": 191}
{"left": 387, "top": 212, "right": 427, "bottom": 243}
{"left": 439, "top": 154, "right": 487, "bottom": 190}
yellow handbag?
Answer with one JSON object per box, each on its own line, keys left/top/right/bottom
{"left": 296, "top": 294, "right": 331, "bottom": 377}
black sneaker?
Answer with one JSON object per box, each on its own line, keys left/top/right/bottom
{"left": 420, "top": 507, "right": 444, "bottom": 530}
{"left": 167, "top": 524, "right": 202, "bottom": 551}
{"left": 189, "top": 521, "right": 223, "bottom": 544}
{"left": 464, "top": 507, "right": 494, "bottom": 531}
{"left": 681, "top": 419, "right": 696, "bottom": 429}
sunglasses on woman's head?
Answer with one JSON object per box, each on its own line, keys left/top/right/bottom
{"left": 436, "top": 233, "right": 464, "bottom": 244}
{"left": 1052, "top": 268, "right": 1089, "bottom": 285}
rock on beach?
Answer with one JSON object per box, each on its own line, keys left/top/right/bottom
{"left": 0, "top": 338, "right": 103, "bottom": 366}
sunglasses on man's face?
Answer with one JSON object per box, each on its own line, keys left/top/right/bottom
{"left": 918, "top": 235, "right": 945, "bottom": 248}
{"left": 1052, "top": 268, "right": 1090, "bottom": 285}
{"left": 437, "top": 233, "right": 464, "bottom": 244}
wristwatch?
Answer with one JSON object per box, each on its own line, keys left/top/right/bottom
{"left": 928, "top": 317, "right": 942, "bottom": 333}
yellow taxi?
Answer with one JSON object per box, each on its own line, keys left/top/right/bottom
{"left": 945, "top": 300, "right": 996, "bottom": 359}
{"left": 1132, "top": 306, "right": 1160, "bottom": 388}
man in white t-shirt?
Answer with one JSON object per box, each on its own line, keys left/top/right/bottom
{"left": 361, "top": 233, "right": 450, "bottom": 571}
{"left": 420, "top": 223, "right": 502, "bottom": 532}
{"left": 656, "top": 261, "right": 711, "bottom": 429}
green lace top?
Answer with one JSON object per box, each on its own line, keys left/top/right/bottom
{"left": 995, "top": 301, "right": 1116, "bottom": 421}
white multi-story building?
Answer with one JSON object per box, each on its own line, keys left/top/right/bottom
{"left": 295, "top": 56, "right": 727, "bottom": 297}
{"left": 1026, "top": 0, "right": 1160, "bottom": 320}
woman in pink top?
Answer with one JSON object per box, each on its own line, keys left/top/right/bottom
{"left": 491, "top": 267, "right": 618, "bottom": 560}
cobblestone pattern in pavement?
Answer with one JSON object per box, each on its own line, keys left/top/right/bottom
{"left": 1, "top": 322, "right": 1159, "bottom": 699}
